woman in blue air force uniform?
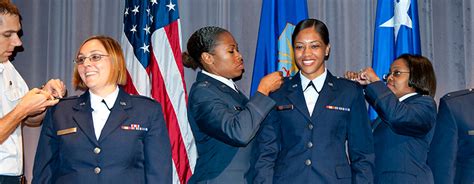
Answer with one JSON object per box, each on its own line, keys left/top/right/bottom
{"left": 254, "top": 19, "right": 374, "bottom": 184}
{"left": 428, "top": 88, "right": 474, "bottom": 184}
{"left": 182, "top": 26, "right": 283, "bottom": 184}
{"left": 32, "top": 36, "right": 172, "bottom": 184}
{"left": 346, "top": 54, "right": 437, "bottom": 183}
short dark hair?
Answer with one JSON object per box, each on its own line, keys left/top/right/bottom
{"left": 292, "top": 18, "right": 330, "bottom": 59}
{"left": 182, "top": 26, "right": 229, "bottom": 70}
{"left": 0, "top": 1, "right": 20, "bottom": 17}
{"left": 397, "top": 54, "right": 437, "bottom": 97}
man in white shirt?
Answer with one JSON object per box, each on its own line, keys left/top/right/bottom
{"left": 0, "top": 1, "right": 66, "bottom": 184}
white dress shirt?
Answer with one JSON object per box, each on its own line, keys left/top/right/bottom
{"left": 300, "top": 69, "right": 327, "bottom": 116}
{"left": 90, "top": 87, "right": 119, "bottom": 140}
{"left": 0, "top": 61, "right": 29, "bottom": 176}
{"left": 202, "top": 70, "right": 239, "bottom": 92}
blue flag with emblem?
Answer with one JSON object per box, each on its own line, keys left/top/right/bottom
{"left": 370, "top": 0, "right": 421, "bottom": 120}
{"left": 250, "top": 0, "right": 308, "bottom": 95}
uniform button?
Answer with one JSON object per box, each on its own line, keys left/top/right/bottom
{"left": 94, "top": 147, "right": 101, "bottom": 154}
{"left": 307, "top": 141, "right": 313, "bottom": 148}
{"left": 305, "top": 159, "right": 312, "bottom": 166}
{"left": 308, "top": 123, "right": 313, "bottom": 130}
{"left": 94, "top": 167, "right": 101, "bottom": 174}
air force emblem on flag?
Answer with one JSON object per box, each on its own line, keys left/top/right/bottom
{"left": 278, "top": 23, "right": 299, "bottom": 77}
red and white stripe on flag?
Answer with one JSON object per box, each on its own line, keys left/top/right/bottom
{"left": 121, "top": 0, "right": 196, "bottom": 183}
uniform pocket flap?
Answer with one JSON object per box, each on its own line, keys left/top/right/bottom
{"left": 335, "top": 165, "right": 352, "bottom": 179}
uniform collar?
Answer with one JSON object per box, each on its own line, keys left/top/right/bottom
{"left": 201, "top": 70, "right": 238, "bottom": 92}
{"left": 89, "top": 86, "right": 119, "bottom": 111}
{"left": 300, "top": 68, "right": 327, "bottom": 92}
{"left": 399, "top": 92, "right": 417, "bottom": 102}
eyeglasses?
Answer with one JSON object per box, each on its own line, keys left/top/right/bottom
{"left": 74, "top": 54, "right": 109, "bottom": 65}
{"left": 383, "top": 71, "right": 410, "bottom": 81}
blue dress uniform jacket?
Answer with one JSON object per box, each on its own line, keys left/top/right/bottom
{"left": 187, "top": 72, "right": 275, "bottom": 184}
{"left": 32, "top": 88, "right": 172, "bottom": 184}
{"left": 428, "top": 89, "right": 474, "bottom": 184}
{"left": 254, "top": 71, "right": 374, "bottom": 184}
{"left": 365, "top": 81, "right": 436, "bottom": 184}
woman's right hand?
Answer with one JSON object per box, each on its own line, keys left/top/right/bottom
{"left": 257, "top": 71, "right": 284, "bottom": 96}
{"left": 344, "top": 67, "right": 380, "bottom": 85}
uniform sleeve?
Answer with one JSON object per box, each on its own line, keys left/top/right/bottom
{"left": 32, "top": 108, "right": 59, "bottom": 184}
{"left": 189, "top": 87, "right": 275, "bottom": 147}
{"left": 365, "top": 81, "right": 437, "bottom": 137}
{"left": 253, "top": 109, "right": 281, "bottom": 184}
{"left": 428, "top": 98, "right": 457, "bottom": 184}
{"left": 145, "top": 104, "right": 172, "bottom": 183}
{"left": 347, "top": 87, "right": 375, "bottom": 184}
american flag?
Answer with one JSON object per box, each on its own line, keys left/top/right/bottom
{"left": 121, "top": 0, "right": 196, "bottom": 183}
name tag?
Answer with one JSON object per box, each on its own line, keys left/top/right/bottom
{"left": 276, "top": 104, "right": 293, "bottom": 111}
{"left": 57, "top": 127, "right": 77, "bottom": 136}
{"left": 468, "top": 130, "right": 474, "bottom": 136}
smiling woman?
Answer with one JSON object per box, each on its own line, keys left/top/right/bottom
{"left": 254, "top": 18, "right": 374, "bottom": 184}
{"left": 32, "top": 35, "right": 173, "bottom": 184}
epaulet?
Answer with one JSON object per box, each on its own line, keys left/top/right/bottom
{"left": 195, "top": 80, "right": 211, "bottom": 88}
{"left": 334, "top": 76, "right": 360, "bottom": 86}
{"left": 335, "top": 76, "right": 352, "bottom": 82}
{"left": 129, "top": 94, "right": 158, "bottom": 102}
{"left": 443, "top": 88, "right": 474, "bottom": 100}
{"left": 59, "top": 95, "right": 80, "bottom": 101}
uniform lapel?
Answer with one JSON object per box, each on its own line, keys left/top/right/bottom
{"left": 286, "top": 74, "right": 312, "bottom": 121}
{"left": 372, "top": 94, "right": 422, "bottom": 131}
{"left": 197, "top": 72, "right": 247, "bottom": 105}
{"left": 371, "top": 117, "right": 383, "bottom": 131}
{"left": 311, "top": 72, "right": 338, "bottom": 119}
{"left": 98, "top": 89, "right": 130, "bottom": 142}
{"left": 72, "top": 91, "right": 98, "bottom": 145}
{"left": 235, "top": 88, "right": 249, "bottom": 104}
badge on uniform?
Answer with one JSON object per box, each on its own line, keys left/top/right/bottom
{"left": 121, "top": 124, "right": 148, "bottom": 131}
{"left": 57, "top": 127, "right": 77, "bottom": 136}
{"left": 325, "top": 105, "right": 350, "bottom": 112}
{"left": 276, "top": 104, "right": 293, "bottom": 111}
{"left": 468, "top": 130, "right": 474, "bottom": 135}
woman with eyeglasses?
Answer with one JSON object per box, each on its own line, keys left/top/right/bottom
{"left": 32, "top": 35, "right": 172, "bottom": 184}
{"left": 345, "top": 54, "right": 437, "bottom": 184}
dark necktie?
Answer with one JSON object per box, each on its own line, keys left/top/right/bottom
{"left": 304, "top": 81, "right": 320, "bottom": 93}
{"left": 101, "top": 99, "right": 112, "bottom": 111}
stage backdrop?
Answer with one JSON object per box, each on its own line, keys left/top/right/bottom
{"left": 10, "top": 0, "right": 474, "bottom": 183}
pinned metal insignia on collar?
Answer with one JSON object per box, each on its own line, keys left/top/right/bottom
{"left": 120, "top": 101, "right": 127, "bottom": 106}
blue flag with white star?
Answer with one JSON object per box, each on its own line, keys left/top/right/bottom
{"left": 370, "top": 0, "right": 421, "bottom": 120}
{"left": 250, "top": 0, "right": 308, "bottom": 95}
